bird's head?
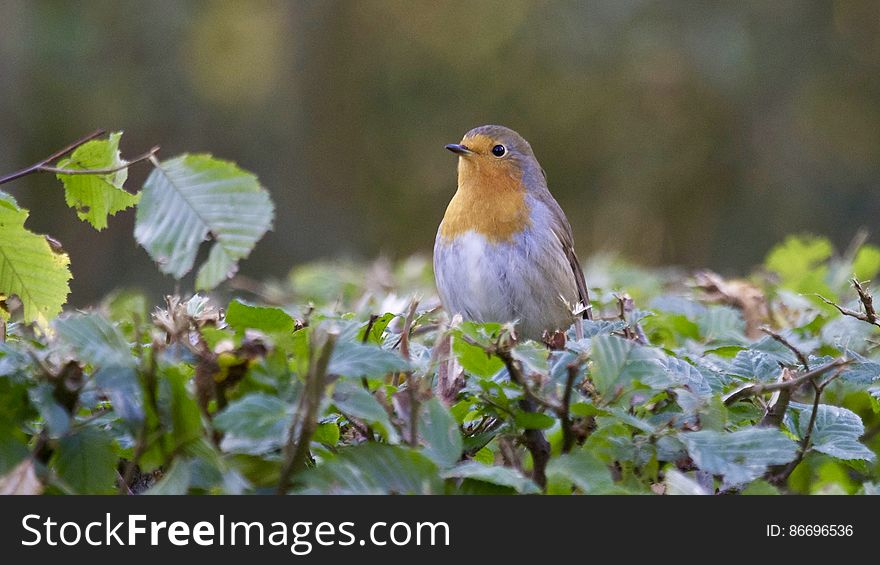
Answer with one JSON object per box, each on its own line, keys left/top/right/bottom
{"left": 446, "top": 125, "right": 544, "bottom": 193}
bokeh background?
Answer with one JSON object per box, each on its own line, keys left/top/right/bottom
{"left": 2, "top": 0, "right": 880, "bottom": 305}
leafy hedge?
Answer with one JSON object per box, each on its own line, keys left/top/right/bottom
{"left": 1, "top": 235, "right": 878, "bottom": 494}
{"left": 0, "top": 132, "right": 877, "bottom": 494}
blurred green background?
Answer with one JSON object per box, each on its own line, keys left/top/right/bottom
{"left": 2, "top": 0, "right": 880, "bottom": 305}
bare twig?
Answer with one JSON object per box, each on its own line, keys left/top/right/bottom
{"left": 722, "top": 358, "right": 849, "bottom": 406}
{"left": 769, "top": 367, "right": 845, "bottom": 485}
{"left": 277, "top": 329, "right": 336, "bottom": 494}
{"left": 758, "top": 368, "right": 795, "bottom": 428}
{"left": 42, "top": 145, "right": 160, "bottom": 177}
{"left": 615, "top": 293, "right": 648, "bottom": 344}
{"left": 0, "top": 129, "right": 106, "bottom": 186}
{"left": 760, "top": 326, "right": 809, "bottom": 369}
{"left": 493, "top": 337, "right": 550, "bottom": 489}
{"left": 817, "top": 278, "right": 880, "bottom": 328}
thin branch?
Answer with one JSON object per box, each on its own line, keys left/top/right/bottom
{"left": 722, "top": 358, "right": 850, "bottom": 406}
{"left": 817, "top": 278, "right": 880, "bottom": 328}
{"left": 769, "top": 367, "right": 845, "bottom": 485}
{"left": 277, "top": 330, "right": 336, "bottom": 494}
{"left": 42, "top": 146, "right": 160, "bottom": 177}
{"left": 492, "top": 337, "right": 551, "bottom": 489}
{"left": 560, "top": 363, "right": 578, "bottom": 454}
{"left": 0, "top": 129, "right": 105, "bottom": 186}
{"left": 760, "top": 326, "right": 809, "bottom": 369}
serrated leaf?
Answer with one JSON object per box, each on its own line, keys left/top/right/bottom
{"left": 590, "top": 335, "right": 663, "bottom": 396}
{"left": 214, "top": 393, "right": 290, "bottom": 455}
{"left": 299, "top": 444, "right": 442, "bottom": 494}
{"left": 441, "top": 461, "right": 540, "bottom": 494}
{"left": 225, "top": 299, "right": 294, "bottom": 335}
{"left": 55, "top": 132, "right": 139, "bottom": 230}
{"left": 682, "top": 427, "right": 798, "bottom": 489}
{"left": 328, "top": 341, "right": 410, "bottom": 378}
{"left": 52, "top": 427, "right": 117, "bottom": 494}
{"left": 419, "top": 398, "right": 462, "bottom": 468}
{"left": 0, "top": 192, "right": 71, "bottom": 325}
{"left": 134, "top": 154, "right": 274, "bottom": 290}
{"left": 727, "top": 350, "right": 780, "bottom": 382}
{"left": 791, "top": 403, "right": 876, "bottom": 462}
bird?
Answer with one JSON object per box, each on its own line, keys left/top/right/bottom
{"left": 433, "top": 125, "right": 591, "bottom": 342}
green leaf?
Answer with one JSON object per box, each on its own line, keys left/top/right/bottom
{"left": 0, "top": 192, "right": 71, "bottom": 325}
{"left": 727, "top": 350, "right": 781, "bottom": 382}
{"left": 134, "top": 154, "right": 274, "bottom": 290}
{"left": 513, "top": 411, "right": 556, "bottom": 430}
{"left": 791, "top": 403, "right": 876, "bottom": 462}
{"left": 214, "top": 393, "right": 290, "bottom": 455}
{"left": 225, "top": 299, "right": 294, "bottom": 335}
{"left": 854, "top": 245, "right": 880, "bottom": 281}
{"left": 441, "top": 461, "right": 540, "bottom": 494}
{"left": 313, "top": 422, "right": 340, "bottom": 446}
{"left": 52, "top": 427, "right": 117, "bottom": 494}
{"left": 28, "top": 383, "right": 70, "bottom": 438}
{"left": 419, "top": 398, "right": 462, "bottom": 468}
{"left": 328, "top": 341, "right": 410, "bottom": 379}
{"left": 299, "top": 443, "right": 442, "bottom": 494}
{"left": 764, "top": 235, "right": 833, "bottom": 296}
{"left": 332, "top": 380, "right": 399, "bottom": 442}
{"left": 682, "top": 427, "right": 799, "bottom": 489}
{"left": 546, "top": 450, "right": 615, "bottom": 494}
{"left": 54, "top": 312, "right": 135, "bottom": 368}
{"left": 54, "top": 132, "right": 139, "bottom": 230}
{"left": 452, "top": 337, "right": 503, "bottom": 378}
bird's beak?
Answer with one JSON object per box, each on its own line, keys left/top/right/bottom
{"left": 445, "top": 143, "right": 473, "bottom": 156}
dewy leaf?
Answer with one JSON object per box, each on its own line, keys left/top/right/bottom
{"left": 683, "top": 427, "right": 798, "bottom": 489}
{"left": 134, "top": 154, "right": 274, "bottom": 290}
{"left": 55, "top": 132, "right": 139, "bottom": 230}
{"left": 419, "top": 398, "right": 463, "bottom": 468}
{"left": 299, "top": 443, "right": 442, "bottom": 494}
{"left": 791, "top": 403, "right": 876, "bottom": 462}
{"left": 0, "top": 192, "right": 71, "bottom": 325}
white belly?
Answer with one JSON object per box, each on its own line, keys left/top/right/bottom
{"left": 433, "top": 229, "right": 577, "bottom": 340}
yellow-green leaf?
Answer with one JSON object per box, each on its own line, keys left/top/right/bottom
{"left": 55, "top": 132, "right": 140, "bottom": 231}
{"left": 0, "top": 192, "right": 71, "bottom": 326}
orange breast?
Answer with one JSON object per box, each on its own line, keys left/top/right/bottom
{"left": 439, "top": 160, "right": 531, "bottom": 243}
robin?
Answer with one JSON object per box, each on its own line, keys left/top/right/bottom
{"left": 434, "top": 125, "right": 592, "bottom": 342}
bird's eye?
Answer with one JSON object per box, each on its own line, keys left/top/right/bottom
{"left": 491, "top": 144, "right": 506, "bottom": 157}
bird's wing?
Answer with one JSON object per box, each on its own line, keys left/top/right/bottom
{"left": 547, "top": 198, "right": 592, "bottom": 320}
